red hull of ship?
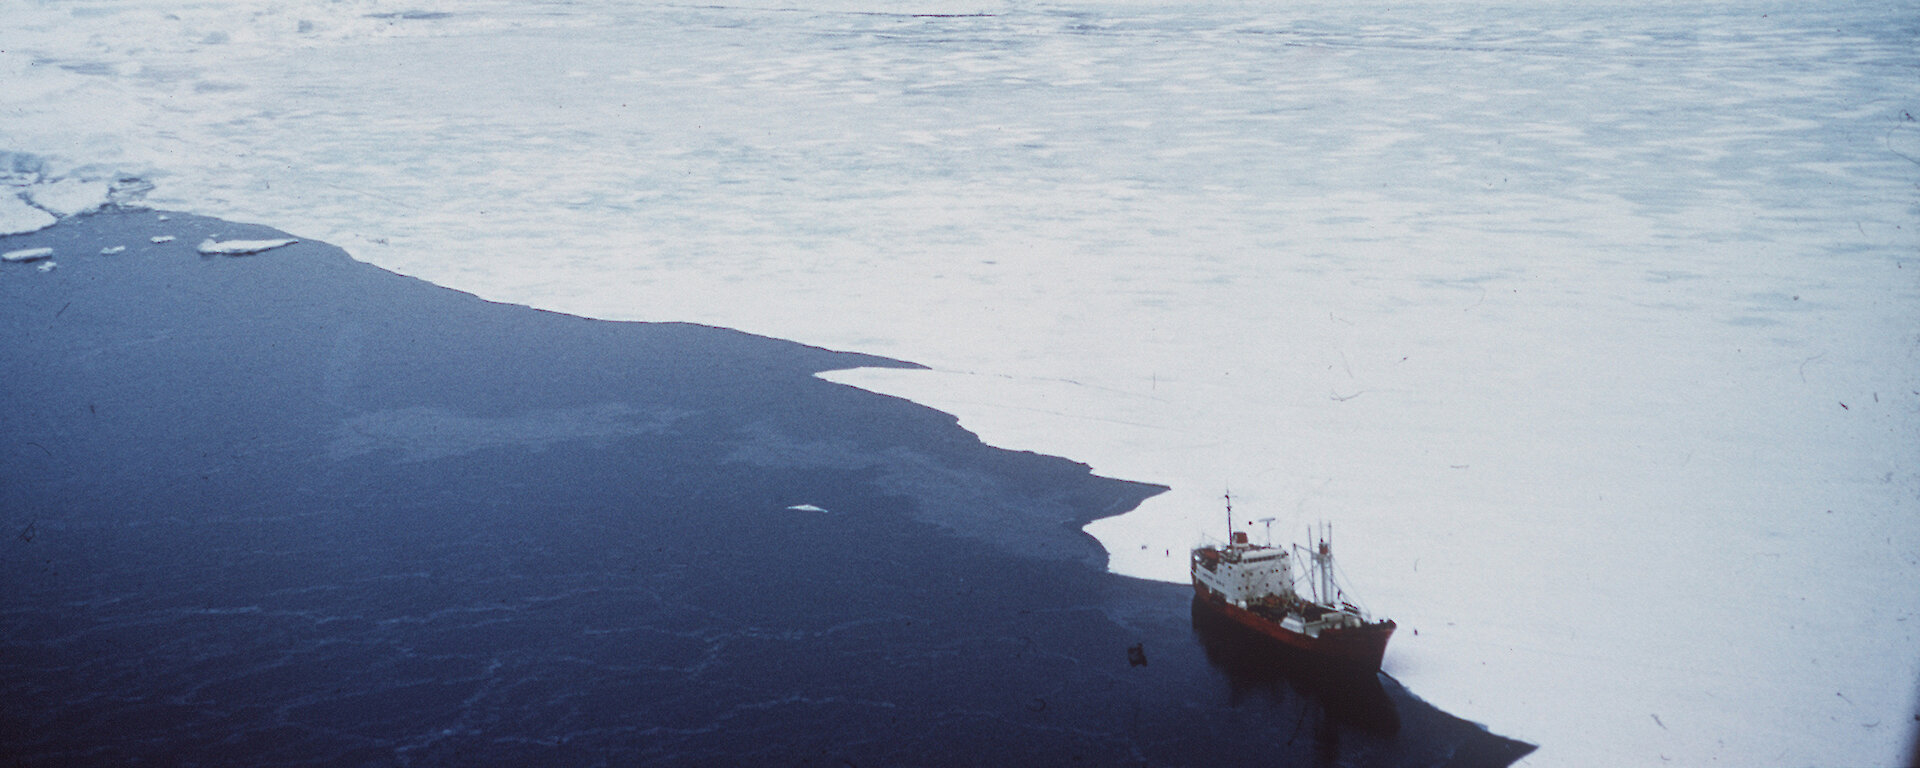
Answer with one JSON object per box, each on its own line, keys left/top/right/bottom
{"left": 1192, "top": 583, "right": 1395, "bottom": 672}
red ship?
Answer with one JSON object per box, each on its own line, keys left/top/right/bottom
{"left": 1190, "top": 498, "right": 1395, "bottom": 673}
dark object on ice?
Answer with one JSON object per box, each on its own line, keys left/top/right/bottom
{"left": 1128, "top": 642, "right": 1148, "bottom": 667}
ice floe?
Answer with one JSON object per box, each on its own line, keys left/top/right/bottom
{"left": 0, "top": 193, "right": 58, "bottom": 236}
{"left": 36, "top": 261, "right": 56, "bottom": 272}
{"left": 100, "top": 245, "right": 126, "bottom": 255}
{"left": 784, "top": 504, "right": 831, "bottom": 513}
{"left": 0, "top": 153, "right": 151, "bottom": 235}
{"left": 24, "top": 179, "right": 110, "bottom": 217}
{"left": 149, "top": 235, "right": 175, "bottom": 244}
{"left": 2, "top": 246, "right": 55, "bottom": 263}
{"left": 196, "top": 237, "right": 298, "bottom": 256}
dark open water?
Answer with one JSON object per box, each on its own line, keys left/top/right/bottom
{"left": 1, "top": 210, "right": 1533, "bottom": 766}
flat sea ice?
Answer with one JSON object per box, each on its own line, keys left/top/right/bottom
{"left": 23, "top": 178, "right": 109, "bottom": 217}
{"left": 0, "top": 193, "right": 57, "bottom": 236}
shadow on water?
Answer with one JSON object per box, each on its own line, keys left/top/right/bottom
{"left": 1189, "top": 595, "right": 1400, "bottom": 738}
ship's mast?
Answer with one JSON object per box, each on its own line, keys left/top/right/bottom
{"left": 1317, "top": 522, "right": 1335, "bottom": 606}
{"left": 1297, "top": 522, "right": 1338, "bottom": 604}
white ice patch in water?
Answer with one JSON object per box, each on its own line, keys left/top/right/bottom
{"left": 0, "top": 193, "right": 57, "bottom": 236}
{"left": 36, "top": 261, "right": 56, "bottom": 272}
{"left": 785, "top": 504, "right": 831, "bottom": 513}
{"left": 2, "top": 246, "right": 54, "bottom": 262}
{"left": 100, "top": 245, "right": 126, "bottom": 255}
{"left": 149, "top": 235, "right": 174, "bottom": 244}
{"left": 23, "top": 179, "right": 110, "bottom": 217}
{"left": 197, "top": 237, "right": 297, "bottom": 255}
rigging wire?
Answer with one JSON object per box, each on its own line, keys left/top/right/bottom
{"left": 1331, "top": 555, "right": 1372, "bottom": 617}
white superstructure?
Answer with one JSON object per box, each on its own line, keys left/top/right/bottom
{"left": 1190, "top": 532, "right": 1295, "bottom": 608}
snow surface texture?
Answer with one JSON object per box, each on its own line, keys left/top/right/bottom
{"left": 6, "top": 0, "right": 1917, "bottom": 765}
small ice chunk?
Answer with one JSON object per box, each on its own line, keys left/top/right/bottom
{"left": 100, "top": 245, "right": 126, "bottom": 255}
{"left": 0, "top": 192, "right": 57, "bottom": 236}
{"left": 24, "top": 179, "right": 111, "bottom": 217}
{"left": 3, "top": 246, "right": 54, "bottom": 262}
{"left": 156, "top": 214, "right": 170, "bottom": 221}
{"left": 150, "top": 235, "right": 175, "bottom": 243}
{"left": 197, "top": 237, "right": 297, "bottom": 256}
{"left": 785, "top": 504, "right": 831, "bottom": 513}
{"left": 36, "top": 261, "right": 56, "bottom": 272}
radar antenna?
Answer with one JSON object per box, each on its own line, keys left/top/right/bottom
{"left": 1223, "top": 490, "right": 1234, "bottom": 542}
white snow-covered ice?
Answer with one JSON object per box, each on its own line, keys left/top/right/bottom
{"left": 197, "top": 237, "right": 298, "bottom": 255}
{"left": 0, "top": 193, "right": 58, "bottom": 236}
{"left": 23, "top": 178, "right": 110, "bottom": 218}
{"left": 5, "top": 0, "right": 1916, "bottom": 765}
{"left": 2, "top": 246, "right": 55, "bottom": 263}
